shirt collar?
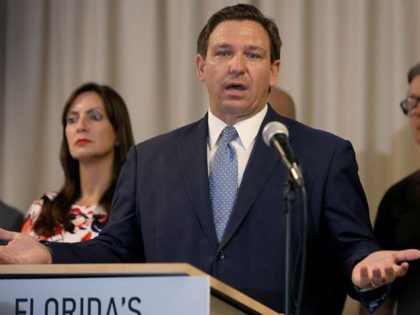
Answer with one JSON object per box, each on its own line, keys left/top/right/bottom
{"left": 208, "top": 105, "right": 268, "bottom": 150}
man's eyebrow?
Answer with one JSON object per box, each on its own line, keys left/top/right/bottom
{"left": 212, "top": 43, "right": 233, "bottom": 49}
{"left": 211, "top": 43, "right": 266, "bottom": 52}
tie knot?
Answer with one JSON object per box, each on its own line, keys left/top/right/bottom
{"left": 218, "top": 126, "right": 238, "bottom": 146}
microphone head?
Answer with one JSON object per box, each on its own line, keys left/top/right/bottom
{"left": 262, "top": 121, "right": 289, "bottom": 147}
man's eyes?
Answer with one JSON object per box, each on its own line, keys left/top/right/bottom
{"left": 215, "top": 50, "right": 231, "bottom": 57}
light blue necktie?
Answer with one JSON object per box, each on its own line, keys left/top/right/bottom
{"left": 209, "top": 126, "right": 238, "bottom": 242}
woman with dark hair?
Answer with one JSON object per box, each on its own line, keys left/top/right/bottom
{"left": 21, "top": 82, "right": 134, "bottom": 242}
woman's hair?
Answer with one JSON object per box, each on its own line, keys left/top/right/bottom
{"left": 34, "top": 82, "right": 134, "bottom": 235}
{"left": 196, "top": 3, "right": 282, "bottom": 64}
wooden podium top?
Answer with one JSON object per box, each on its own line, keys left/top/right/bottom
{"left": 0, "top": 263, "right": 282, "bottom": 315}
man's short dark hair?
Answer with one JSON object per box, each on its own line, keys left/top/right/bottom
{"left": 408, "top": 63, "right": 420, "bottom": 83}
{"left": 197, "top": 3, "right": 282, "bottom": 64}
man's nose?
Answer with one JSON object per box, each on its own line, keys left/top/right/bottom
{"left": 229, "top": 54, "right": 246, "bottom": 75}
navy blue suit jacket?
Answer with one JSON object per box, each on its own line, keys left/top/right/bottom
{"left": 51, "top": 107, "right": 381, "bottom": 313}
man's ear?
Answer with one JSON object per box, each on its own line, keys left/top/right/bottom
{"left": 270, "top": 59, "right": 281, "bottom": 86}
{"left": 195, "top": 54, "right": 206, "bottom": 81}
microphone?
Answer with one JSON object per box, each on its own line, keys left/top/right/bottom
{"left": 262, "top": 121, "right": 304, "bottom": 186}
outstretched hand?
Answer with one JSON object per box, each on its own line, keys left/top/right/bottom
{"left": 0, "top": 228, "right": 52, "bottom": 264}
{"left": 352, "top": 249, "right": 420, "bottom": 289}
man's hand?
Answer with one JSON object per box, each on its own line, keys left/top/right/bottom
{"left": 0, "top": 228, "right": 52, "bottom": 264}
{"left": 352, "top": 249, "right": 420, "bottom": 289}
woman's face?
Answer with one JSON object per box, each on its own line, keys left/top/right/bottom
{"left": 65, "top": 91, "right": 117, "bottom": 163}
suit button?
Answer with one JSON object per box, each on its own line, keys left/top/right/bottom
{"left": 217, "top": 251, "right": 226, "bottom": 261}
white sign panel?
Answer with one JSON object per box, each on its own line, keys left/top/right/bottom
{"left": 0, "top": 275, "right": 209, "bottom": 315}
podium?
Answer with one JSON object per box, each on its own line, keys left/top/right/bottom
{"left": 0, "top": 263, "right": 281, "bottom": 315}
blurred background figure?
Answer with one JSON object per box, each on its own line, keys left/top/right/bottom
{"left": 268, "top": 86, "right": 296, "bottom": 120}
{"left": 0, "top": 200, "right": 23, "bottom": 231}
{"left": 360, "top": 63, "right": 420, "bottom": 315}
{"left": 21, "top": 82, "right": 134, "bottom": 242}
{"left": 0, "top": 200, "right": 23, "bottom": 245}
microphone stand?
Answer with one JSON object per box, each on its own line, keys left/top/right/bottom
{"left": 283, "top": 177, "right": 296, "bottom": 315}
{"left": 263, "top": 123, "right": 307, "bottom": 315}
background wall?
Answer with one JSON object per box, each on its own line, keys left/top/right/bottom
{"left": 1, "top": 1, "right": 419, "bottom": 314}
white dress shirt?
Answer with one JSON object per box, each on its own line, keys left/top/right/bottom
{"left": 207, "top": 105, "right": 268, "bottom": 186}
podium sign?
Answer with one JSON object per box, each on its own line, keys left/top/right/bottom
{"left": 0, "top": 264, "right": 281, "bottom": 315}
{"left": 0, "top": 275, "right": 209, "bottom": 315}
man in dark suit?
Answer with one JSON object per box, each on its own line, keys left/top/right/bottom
{"left": 1, "top": 4, "right": 419, "bottom": 314}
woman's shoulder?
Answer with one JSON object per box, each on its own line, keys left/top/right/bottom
{"left": 25, "top": 192, "right": 58, "bottom": 218}
{"left": 41, "top": 191, "right": 58, "bottom": 201}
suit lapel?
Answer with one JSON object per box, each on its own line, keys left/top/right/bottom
{"left": 176, "top": 108, "right": 292, "bottom": 249}
{"left": 221, "top": 108, "right": 287, "bottom": 246}
{"left": 176, "top": 115, "right": 219, "bottom": 248}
